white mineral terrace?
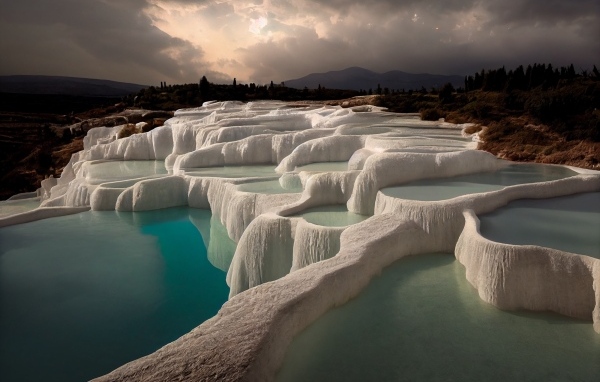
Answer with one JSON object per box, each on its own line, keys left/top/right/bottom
{"left": 1, "top": 100, "right": 599, "bottom": 381}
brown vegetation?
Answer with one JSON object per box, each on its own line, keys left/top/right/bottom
{"left": 478, "top": 118, "right": 599, "bottom": 169}
{"left": 376, "top": 69, "right": 600, "bottom": 170}
{"left": 117, "top": 123, "right": 140, "bottom": 139}
{"left": 0, "top": 112, "right": 84, "bottom": 199}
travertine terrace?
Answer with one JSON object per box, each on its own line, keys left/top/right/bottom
{"left": 1, "top": 100, "right": 598, "bottom": 381}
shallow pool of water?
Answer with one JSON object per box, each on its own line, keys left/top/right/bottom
{"left": 381, "top": 163, "right": 576, "bottom": 201}
{"left": 291, "top": 205, "right": 370, "bottom": 227}
{"left": 480, "top": 192, "right": 600, "bottom": 258}
{"left": 295, "top": 161, "right": 348, "bottom": 172}
{"left": 84, "top": 160, "right": 167, "bottom": 184}
{"left": 0, "top": 197, "right": 40, "bottom": 218}
{"left": 277, "top": 254, "right": 600, "bottom": 381}
{"left": 237, "top": 179, "right": 303, "bottom": 194}
{"left": 184, "top": 165, "right": 277, "bottom": 178}
{"left": 0, "top": 207, "right": 235, "bottom": 382}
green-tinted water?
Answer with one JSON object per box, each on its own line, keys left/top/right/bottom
{"left": 381, "top": 163, "right": 576, "bottom": 201}
{"left": 292, "top": 205, "right": 370, "bottom": 227}
{"left": 278, "top": 254, "right": 600, "bottom": 381}
{"left": 237, "top": 179, "right": 303, "bottom": 194}
{"left": 184, "top": 165, "right": 277, "bottom": 178}
{"left": 0, "top": 207, "right": 235, "bottom": 382}
{"left": 295, "top": 161, "right": 348, "bottom": 172}
{"left": 84, "top": 160, "right": 167, "bottom": 184}
{"left": 0, "top": 197, "right": 40, "bottom": 218}
{"left": 480, "top": 192, "right": 600, "bottom": 258}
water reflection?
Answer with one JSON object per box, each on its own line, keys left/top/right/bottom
{"left": 277, "top": 254, "right": 600, "bottom": 381}
{"left": 0, "top": 207, "right": 234, "bottom": 382}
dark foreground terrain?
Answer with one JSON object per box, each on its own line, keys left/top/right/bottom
{"left": 0, "top": 93, "right": 171, "bottom": 200}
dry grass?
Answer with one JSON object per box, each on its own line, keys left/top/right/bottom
{"left": 479, "top": 118, "right": 600, "bottom": 170}
{"left": 52, "top": 138, "right": 84, "bottom": 174}
{"left": 117, "top": 123, "right": 140, "bottom": 139}
{"left": 462, "top": 124, "right": 483, "bottom": 135}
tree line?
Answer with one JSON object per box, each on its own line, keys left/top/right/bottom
{"left": 130, "top": 76, "right": 361, "bottom": 110}
{"left": 464, "top": 63, "right": 599, "bottom": 92}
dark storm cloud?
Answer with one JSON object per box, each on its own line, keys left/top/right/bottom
{"left": 308, "top": 0, "right": 478, "bottom": 14}
{"left": 0, "top": 0, "right": 209, "bottom": 84}
{"left": 0, "top": 0, "right": 597, "bottom": 84}
{"left": 240, "top": 0, "right": 599, "bottom": 83}
{"left": 485, "top": 0, "right": 600, "bottom": 26}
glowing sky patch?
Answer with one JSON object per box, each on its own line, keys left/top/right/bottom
{"left": 0, "top": 0, "right": 597, "bottom": 86}
{"left": 249, "top": 16, "right": 268, "bottom": 35}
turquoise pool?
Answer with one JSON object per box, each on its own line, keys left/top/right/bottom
{"left": 0, "top": 207, "right": 235, "bottom": 382}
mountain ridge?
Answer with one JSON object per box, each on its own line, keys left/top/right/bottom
{"left": 285, "top": 67, "right": 463, "bottom": 91}
{"left": 0, "top": 75, "right": 148, "bottom": 97}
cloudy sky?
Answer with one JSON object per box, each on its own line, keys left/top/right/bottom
{"left": 0, "top": 0, "right": 598, "bottom": 85}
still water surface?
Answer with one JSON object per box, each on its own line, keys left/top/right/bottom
{"left": 0, "top": 207, "right": 234, "bottom": 382}
{"left": 278, "top": 254, "right": 600, "bottom": 381}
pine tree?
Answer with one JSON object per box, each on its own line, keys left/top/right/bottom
{"left": 438, "top": 83, "right": 455, "bottom": 103}
{"left": 199, "top": 76, "right": 210, "bottom": 97}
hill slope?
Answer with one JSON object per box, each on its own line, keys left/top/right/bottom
{"left": 285, "top": 67, "right": 463, "bottom": 91}
{"left": 0, "top": 75, "right": 147, "bottom": 97}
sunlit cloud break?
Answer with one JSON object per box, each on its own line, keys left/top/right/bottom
{"left": 0, "top": 0, "right": 597, "bottom": 85}
{"left": 249, "top": 16, "right": 268, "bottom": 35}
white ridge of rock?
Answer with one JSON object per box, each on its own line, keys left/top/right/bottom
{"left": 275, "top": 135, "right": 366, "bottom": 172}
{"left": 456, "top": 209, "right": 598, "bottom": 324}
{"left": 226, "top": 213, "right": 294, "bottom": 297}
{"left": 347, "top": 150, "right": 502, "bottom": 215}
{"left": 83, "top": 126, "right": 121, "bottom": 149}
{"left": 374, "top": 172, "right": 600, "bottom": 252}
{"left": 291, "top": 219, "right": 344, "bottom": 272}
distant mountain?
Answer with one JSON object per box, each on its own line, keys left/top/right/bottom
{"left": 0, "top": 75, "right": 148, "bottom": 97}
{"left": 285, "top": 67, "right": 463, "bottom": 91}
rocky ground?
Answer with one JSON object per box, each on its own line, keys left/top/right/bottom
{"left": 0, "top": 105, "right": 172, "bottom": 200}
{"left": 467, "top": 117, "right": 600, "bottom": 171}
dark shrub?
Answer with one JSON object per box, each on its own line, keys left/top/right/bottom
{"left": 420, "top": 108, "right": 444, "bottom": 121}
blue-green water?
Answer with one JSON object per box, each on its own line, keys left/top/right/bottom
{"left": 184, "top": 165, "right": 277, "bottom": 178}
{"left": 295, "top": 161, "right": 348, "bottom": 172}
{"left": 0, "top": 197, "right": 40, "bottom": 218}
{"left": 291, "top": 205, "right": 370, "bottom": 227}
{"left": 277, "top": 254, "right": 600, "bottom": 381}
{"left": 0, "top": 207, "right": 235, "bottom": 382}
{"left": 381, "top": 163, "right": 576, "bottom": 201}
{"left": 480, "top": 192, "right": 600, "bottom": 258}
{"left": 236, "top": 179, "right": 303, "bottom": 194}
{"left": 84, "top": 160, "right": 167, "bottom": 184}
